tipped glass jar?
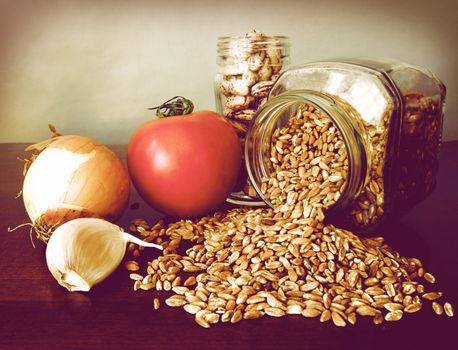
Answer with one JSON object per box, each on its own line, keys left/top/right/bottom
{"left": 245, "top": 58, "right": 445, "bottom": 229}
{"left": 215, "top": 30, "right": 290, "bottom": 205}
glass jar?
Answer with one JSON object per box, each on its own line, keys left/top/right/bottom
{"left": 245, "top": 57, "right": 445, "bottom": 229}
{"left": 215, "top": 31, "right": 290, "bottom": 205}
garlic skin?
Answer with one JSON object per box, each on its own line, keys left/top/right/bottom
{"left": 45, "top": 218, "right": 162, "bottom": 292}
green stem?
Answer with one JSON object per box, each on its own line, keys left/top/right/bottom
{"left": 148, "top": 96, "right": 194, "bottom": 117}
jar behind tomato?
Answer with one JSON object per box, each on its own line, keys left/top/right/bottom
{"left": 245, "top": 57, "right": 445, "bottom": 229}
{"left": 215, "top": 30, "right": 290, "bottom": 205}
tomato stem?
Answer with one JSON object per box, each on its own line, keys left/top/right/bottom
{"left": 148, "top": 96, "right": 194, "bottom": 117}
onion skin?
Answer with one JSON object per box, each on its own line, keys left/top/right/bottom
{"left": 22, "top": 135, "right": 130, "bottom": 243}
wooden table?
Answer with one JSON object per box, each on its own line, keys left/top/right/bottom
{"left": 1, "top": 142, "right": 457, "bottom": 350}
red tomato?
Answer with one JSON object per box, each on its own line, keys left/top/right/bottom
{"left": 127, "top": 111, "right": 242, "bottom": 217}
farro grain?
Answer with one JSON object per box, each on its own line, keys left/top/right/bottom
{"left": 126, "top": 104, "right": 452, "bottom": 329}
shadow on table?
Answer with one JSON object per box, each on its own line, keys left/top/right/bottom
{"left": 346, "top": 217, "right": 432, "bottom": 267}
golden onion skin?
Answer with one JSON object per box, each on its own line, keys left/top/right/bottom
{"left": 22, "top": 135, "right": 130, "bottom": 242}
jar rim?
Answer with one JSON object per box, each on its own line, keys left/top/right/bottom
{"left": 217, "top": 37, "right": 290, "bottom": 65}
{"left": 217, "top": 35, "right": 289, "bottom": 42}
{"left": 245, "top": 90, "right": 369, "bottom": 212}
{"left": 217, "top": 36, "right": 290, "bottom": 52}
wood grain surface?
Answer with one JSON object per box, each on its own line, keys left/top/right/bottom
{"left": 0, "top": 142, "right": 457, "bottom": 350}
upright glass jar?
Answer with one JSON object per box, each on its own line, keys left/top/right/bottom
{"left": 215, "top": 31, "right": 290, "bottom": 205}
{"left": 245, "top": 58, "right": 446, "bottom": 229}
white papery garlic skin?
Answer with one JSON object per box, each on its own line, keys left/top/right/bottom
{"left": 45, "top": 218, "right": 162, "bottom": 292}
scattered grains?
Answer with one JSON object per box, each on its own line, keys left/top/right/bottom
{"left": 444, "top": 302, "right": 454, "bottom": 317}
{"left": 286, "top": 304, "right": 303, "bottom": 315}
{"left": 265, "top": 307, "right": 286, "bottom": 317}
{"left": 195, "top": 316, "right": 210, "bottom": 329}
{"left": 125, "top": 102, "right": 453, "bottom": 329}
{"left": 404, "top": 303, "right": 422, "bottom": 313}
{"left": 244, "top": 310, "right": 264, "bottom": 319}
{"left": 385, "top": 310, "right": 403, "bottom": 321}
{"left": 165, "top": 296, "right": 187, "bottom": 307}
{"left": 124, "top": 260, "right": 139, "bottom": 272}
{"left": 129, "top": 273, "right": 143, "bottom": 281}
{"left": 206, "top": 313, "right": 220, "bottom": 324}
{"left": 331, "top": 311, "right": 346, "bottom": 327}
{"left": 422, "top": 292, "right": 442, "bottom": 301}
{"left": 184, "top": 304, "right": 201, "bottom": 314}
{"left": 424, "top": 272, "right": 436, "bottom": 284}
{"left": 373, "top": 313, "right": 384, "bottom": 325}
{"left": 384, "top": 303, "right": 404, "bottom": 312}
{"left": 347, "top": 312, "right": 357, "bottom": 325}
{"left": 432, "top": 302, "right": 443, "bottom": 315}
{"left": 231, "top": 310, "right": 243, "bottom": 323}
{"left": 320, "top": 310, "right": 331, "bottom": 323}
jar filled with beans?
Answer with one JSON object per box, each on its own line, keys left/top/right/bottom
{"left": 215, "top": 30, "right": 290, "bottom": 205}
{"left": 245, "top": 58, "right": 446, "bottom": 230}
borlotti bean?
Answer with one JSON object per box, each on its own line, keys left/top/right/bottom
{"left": 215, "top": 30, "right": 290, "bottom": 203}
{"left": 216, "top": 30, "right": 288, "bottom": 135}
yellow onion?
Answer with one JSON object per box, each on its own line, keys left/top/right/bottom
{"left": 22, "top": 135, "right": 130, "bottom": 243}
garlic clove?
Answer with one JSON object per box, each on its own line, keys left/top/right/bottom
{"left": 59, "top": 271, "right": 91, "bottom": 292}
{"left": 46, "top": 218, "right": 162, "bottom": 292}
{"left": 120, "top": 231, "right": 163, "bottom": 249}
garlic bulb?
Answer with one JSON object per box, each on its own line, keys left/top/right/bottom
{"left": 45, "top": 218, "right": 162, "bottom": 292}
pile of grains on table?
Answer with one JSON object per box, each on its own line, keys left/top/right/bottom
{"left": 125, "top": 103, "right": 454, "bottom": 328}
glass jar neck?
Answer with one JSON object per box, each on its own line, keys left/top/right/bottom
{"left": 245, "top": 90, "right": 369, "bottom": 211}
{"left": 216, "top": 35, "right": 290, "bottom": 66}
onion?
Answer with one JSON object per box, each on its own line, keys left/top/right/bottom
{"left": 22, "top": 134, "right": 130, "bottom": 243}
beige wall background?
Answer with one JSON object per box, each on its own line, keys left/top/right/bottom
{"left": 1, "top": 0, "right": 457, "bottom": 143}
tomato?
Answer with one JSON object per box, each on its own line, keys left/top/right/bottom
{"left": 127, "top": 111, "right": 242, "bottom": 217}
